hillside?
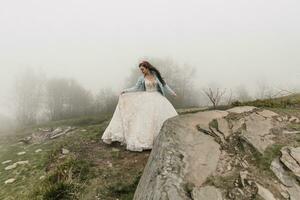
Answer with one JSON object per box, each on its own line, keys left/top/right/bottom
{"left": 134, "top": 106, "right": 300, "bottom": 200}
{"left": 1, "top": 100, "right": 300, "bottom": 199}
{"left": 0, "top": 117, "right": 149, "bottom": 200}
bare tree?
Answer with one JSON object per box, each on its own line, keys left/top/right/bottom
{"left": 203, "top": 87, "right": 226, "bottom": 109}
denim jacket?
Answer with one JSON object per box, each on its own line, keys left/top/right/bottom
{"left": 122, "top": 71, "right": 176, "bottom": 97}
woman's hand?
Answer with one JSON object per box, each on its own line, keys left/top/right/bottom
{"left": 172, "top": 92, "right": 177, "bottom": 98}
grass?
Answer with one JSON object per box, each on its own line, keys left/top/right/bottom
{"left": 231, "top": 93, "right": 300, "bottom": 109}
{"left": 253, "top": 144, "right": 285, "bottom": 173}
{"left": 0, "top": 115, "right": 149, "bottom": 200}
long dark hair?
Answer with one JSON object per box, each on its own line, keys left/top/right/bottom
{"left": 139, "top": 61, "right": 166, "bottom": 86}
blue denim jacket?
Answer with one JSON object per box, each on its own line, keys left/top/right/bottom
{"left": 122, "top": 72, "right": 176, "bottom": 97}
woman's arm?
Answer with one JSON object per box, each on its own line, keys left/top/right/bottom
{"left": 122, "top": 76, "right": 143, "bottom": 94}
{"left": 163, "top": 83, "right": 177, "bottom": 96}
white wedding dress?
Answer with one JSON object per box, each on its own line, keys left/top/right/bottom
{"left": 101, "top": 78, "right": 178, "bottom": 151}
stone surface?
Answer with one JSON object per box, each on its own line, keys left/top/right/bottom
{"left": 184, "top": 110, "right": 228, "bottom": 132}
{"left": 289, "top": 147, "right": 300, "bottom": 164}
{"left": 227, "top": 106, "right": 256, "bottom": 114}
{"left": 133, "top": 114, "right": 221, "bottom": 200}
{"left": 5, "top": 163, "right": 17, "bottom": 170}
{"left": 286, "top": 182, "right": 300, "bottom": 200}
{"left": 1, "top": 160, "right": 12, "bottom": 165}
{"left": 133, "top": 107, "right": 300, "bottom": 199}
{"left": 50, "top": 127, "right": 75, "bottom": 139}
{"left": 280, "top": 147, "right": 300, "bottom": 179}
{"left": 240, "top": 113, "right": 275, "bottom": 154}
{"left": 289, "top": 116, "right": 300, "bottom": 123}
{"left": 4, "top": 160, "right": 29, "bottom": 170}
{"left": 192, "top": 186, "right": 223, "bottom": 200}
{"left": 256, "top": 110, "right": 278, "bottom": 118}
{"left": 35, "top": 149, "right": 42, "bottom": 153}
{"left": 4, "top": 178, "right": 16, "bottom": 184}
{"left": 62, "top": 148, "right": 70, "bottom": 155}
{"left": 17, "top": 151, "right": 26, "bottom": 155}
{"left": 256, "top": 183, "right": 276, "bottom": 200}
{"left": 270, "top": 157, "right": 294, "bottom": 187}
{"left": 15, "top": 160, "right": 29, "bottom": 165}
{"left": 216, "top": 118, "right": 231, "bottom": 138}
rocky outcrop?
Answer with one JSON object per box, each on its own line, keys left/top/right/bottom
{"left": 134, "top": 106, "right": 300, "bottom": 200}
{"left": 133, "top": 114, "right": 221, "bottom": 199}
{"left": 19, "top": 126, "right": 76, "bottom": 144}
{"left": 270, "top": 146, "right": 300, "bottom": 200}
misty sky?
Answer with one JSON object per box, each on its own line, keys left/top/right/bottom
{"left": 1, "top": 0, "right": 300, "bottom": 116}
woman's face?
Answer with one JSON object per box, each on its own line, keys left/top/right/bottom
{"left": 139, "top": 66, "right": 149, "bottom": 75}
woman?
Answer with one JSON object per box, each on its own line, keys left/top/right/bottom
{"left": 101, "top": 61, "right": 178, "bottom": 151}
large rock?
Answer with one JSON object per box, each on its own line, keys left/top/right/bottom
{"left": 289, "top": 147, "right": 300, "bottom": 164}
{"left": 133, "top": 114, "right": 221, "bottom": 200}
{"left": 240, "top": 113, "right": 276, "bottom": 154}
{"left": 271, "top": 150, "right": 300, "bottom": 200}
{"left": 184, "top": 110, "right": 228, "bottom": 132}
{"left": 270, "top": 157, "right": 294, "bottom": 187}
{"left": 255, "top": 183, "right": 276, "bottom": 200}
{"left": 215, "top": 118, "right": 231, "bottom": 139}
{"left": 280, "top": 147, "right": 300, "bottom": 179}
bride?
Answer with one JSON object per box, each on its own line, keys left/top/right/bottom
{"left": 101, "top": 60, "right": 178, "bottom": 151}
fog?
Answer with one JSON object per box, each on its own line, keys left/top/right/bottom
{"left": 1, "top": 0, "right": 300, "bottom": 121}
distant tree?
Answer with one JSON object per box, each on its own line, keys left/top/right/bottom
{"left": 255, "top": 80, "right": 276, "bottom": 99}
{"left": 203, "top": 86, "right": 226, "bottom": 109}
{"left": 13, "top": 68, "right": 44, "bottom": 126}
{"left": 235, "top": 85, "right": 252, "bottom": 102}
{"left": 46, "top": 78, "right": 93, "bottom": 120}
{"left": 94, "top": 87, "right": 118, "bottom": 115}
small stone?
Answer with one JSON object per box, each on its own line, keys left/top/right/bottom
{"left": 280, "top": 191, "right": 289, "bottom": 199}
{"left": 4, "top": 178, "right": 16, "bottom": 184}
{"left": 240, "top": 171, "right": 248, "bottom": 187}
{"left": 241, "top": 160, "right": 249, "bottom": 168}
{"left": 35, "top": 149, "right": 42, "bottom": 153}
{"left": 15, "top": 160, "right": 29, "bottom": 165}
{"left": 277, "top": 117, "right": 283, "bottom": 122}
{"left": 107, "top": 161, "right": 113, "bottom": 167}
{"left": 280, "top": 147, "right": 300, "bottom": 179}
{"left": 289, "top": 116, "right": 300, "bottom": 123}
{"left": 2, "top": 160, "right": 12, "bottom": 165}
{"left": 52, "top": 127, "right": 63, "bottom": 135}
{"left": 62, "top": 148, "right": 70, "bottom": 155}
{"left": 17, "top": 151, "right": 26, "bottom": 155}
{"left": 227, "top": 164, "right": 232, "bottom": 171}
{"left": 112, "top": 148, "right": 120, "bottom": 152}
{"left": 5, "top": 163, "right": 17, "bottom": 170}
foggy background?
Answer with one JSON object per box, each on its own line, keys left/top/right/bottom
{"left": 1, "top": 0, "right": 300, "bottom": 127}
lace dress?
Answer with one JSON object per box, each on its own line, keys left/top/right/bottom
{"left": 101, "top": 78, "right": 178, "bottom": 151}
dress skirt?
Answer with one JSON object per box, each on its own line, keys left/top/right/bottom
{"left": 101, "top": 91, "right": 178, "bottom": 151}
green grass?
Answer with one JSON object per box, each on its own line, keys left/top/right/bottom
{"left": 232, "top": 93, "right": 300, "bottom": 109}
{"left": 253, "top": 144, "right": 285, "bottom": 172}
{"left": 0, "top": 115, "right": 148, "bottom": 200}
